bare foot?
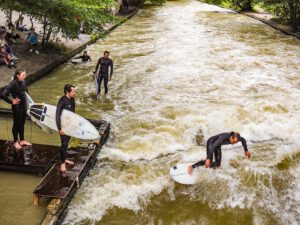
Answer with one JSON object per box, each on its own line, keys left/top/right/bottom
{"left": 19, "top": 140, "right": 32, "bottom": 146}
{"left": 65, "top": 159, "right": 74, "bottom": 165}
{"left": 14, "top": 141, "right": 22, "bottom": 150}
{"left": 60, "top": 163, "right": 66, "bottom": 172}
{"left": 188, "top": 165, "right": 193, "bottom": 175}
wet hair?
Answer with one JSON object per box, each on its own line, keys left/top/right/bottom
{"left": 13, "top": 69, "right": 26, "bottom": 80}
{"left": 104, "top": 50, "right": 109, "bottom": 54}
{"left": 64, "top": 84, "right": 75, "bottom": 94}
{"left": 84, "top": 51, "right": 87, "bottom": 53}
{"left": 230, "top": 132, "right": 240, "bottom": 141}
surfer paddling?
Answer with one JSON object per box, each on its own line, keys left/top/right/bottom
{"left": 188, "top": 132, "right": 251, "bottom": 175}
{"left": 56, "top": 84, "right": 76, "bottom": 172}
{"left": 73, "top": 51, "right": 91, "bottom": 62}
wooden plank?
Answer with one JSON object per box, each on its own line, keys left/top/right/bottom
{"left": 0, "top": 140, "right": 59, "bottom": 173}
{"left": 33, "top": 147, "right": 95, "bottom": 199}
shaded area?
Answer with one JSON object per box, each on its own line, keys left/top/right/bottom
{"left": 0, "top": 139, "right": 59, "bottom": 174}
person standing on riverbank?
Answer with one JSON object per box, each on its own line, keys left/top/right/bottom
{"left": 93, "top": 50, "right": 113, "bottom": 97}
{"left": 0, "top": 69, "right": 32, "bottom": 149}
{"left": 188, "top": 132, "right": 251, "bottom": 174}
{"left": 56, "top": 84, "right": 76, "bottom": 172}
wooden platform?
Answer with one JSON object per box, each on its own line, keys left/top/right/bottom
{"left": 0, "top": 140, "right": 59, "bottom": 174}
{"left": 0, "top": 111, "right": 110, "bottom": 225}
{"left": 33, "top": 146, "right": 95, "bottom": 198}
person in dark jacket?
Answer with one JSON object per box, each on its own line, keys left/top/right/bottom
{"left": 0, "top": 69, "right": 32, "bottom": 149}
{"left": 188, "top": 132, "right": 251, "bottom": 174}
{"left": 56, "top": 84, "right": 76, "bottom": 172}
{"left": 93, "top": 50, "right": 113, "bottom": 97}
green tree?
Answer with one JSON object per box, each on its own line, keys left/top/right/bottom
{"left": 0, "top": 0, "right": 116, "bottom": 47}
{"left": 262, "top": 0, "right": 300, "bottom": 31}
{"left": 202, "top": 0, "right": 257, "bottom": 11}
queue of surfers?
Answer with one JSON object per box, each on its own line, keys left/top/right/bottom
{"left": 0, "top": 51, "right": 251, "bottom": 173}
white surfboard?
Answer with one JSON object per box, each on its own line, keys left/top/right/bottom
{"left": 91, "top": 73, "right": 99, "bottom": 96}
{"left": 26, "top": 92, "right": 53, "bottom": 134}
{"left": 28, "top": 103, "right": 100, "bottom": 140}
{"left": 71, "top": 58, "right": 83, "bottom": 64}
{"left": 169, "top": 163, "right": 201, "bottom": 185}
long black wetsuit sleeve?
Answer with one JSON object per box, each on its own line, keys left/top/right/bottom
{"left": 0, "top": 83, "right": 13, "bottom": 105}
{"left": 56, "top": 98, "right": 65, "bottom": 131}
{"left": 94, "top": 59, "right": 101, "bottom": 73}
{"left": 240, "top": 137, "right": 248, "bottom": 152}
{"left": 110, "top": 60, "right": 113, "bottom": 77}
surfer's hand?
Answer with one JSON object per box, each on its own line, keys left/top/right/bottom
{"left": 245, "top": 151, "right": 251, "bottom": 159}
{"left": 59, "top": 130, "right": 65, "bottom": 135}
{"left": 188, "top": 165, "right": 193, "bottom": 175}
{"left": 12, "top": 98, "right": 20, "bottom": 105}
{"left": 205, "top": 159, "right": 211, "bottom": 168}
{"left": 109, "top": 77, "right": 112, "bottom": 81}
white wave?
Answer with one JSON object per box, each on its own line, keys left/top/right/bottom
{"left": 63, "top": 170, "right": 169, "bottom": 225}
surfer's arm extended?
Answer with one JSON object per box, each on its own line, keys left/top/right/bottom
{"left": 240, "top": 137, "right": 251, "bottom": 158}
{"left": 56, "top": 98, "right": 65, "bottom": 131}
{"left": 74, "top": 55, "right": 83, "bottom": 59}
{"left": 240, "top": 137, "right": 248, "bottom": 152}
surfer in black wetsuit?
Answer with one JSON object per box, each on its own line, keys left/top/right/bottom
{"left": 188, "top": 132, "right": 251, "bottom": 175}
{"left": 0, "top": 69, "right": 32, "bottom": 150}
{"left": 93, "top": 50, "right": 113, "bottom": 97}
{"left": 74, "top": 51, "right": 91, "bottom": 62}
{"left": 56, "top": 84, "right": 76, "bottom": 172}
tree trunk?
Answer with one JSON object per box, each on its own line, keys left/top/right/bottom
{"left": 29, "top": 16, "right": 34, "bottom": 29}
{"left": 45, "top": 24, "right": 53, "bottom": 45}
{"left": 243, "top": 0, "right": 253, "bottom": 11}
{"left": 41, "top": 16, "right": 48, "bottom": 48}
{"left": 289, "top": 0, "right": 298, "bottom": 32}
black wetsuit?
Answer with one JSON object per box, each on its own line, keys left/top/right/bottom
{"left": 56, "top": 95, "right": 75, "bottom": 163}
{"left": 192, "top": 132, "right": 248, "bottom": 168}
{"left": 0, "top": 80, "right": 28, "bottom": 142}
{"left": 75, "top": 55, "right": 91, "bottom": 62}
{"left": 94, "top": 57, "right": 113, "bottom": 94}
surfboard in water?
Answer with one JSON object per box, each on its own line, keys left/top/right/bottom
{"left": 28, "top": 103, "right": 100, "bottom": 140}
{"left": 93, "top": 73, "right": 99, "bottom": 96}
{"left": 71, "top": 58, "right": 83, "bottom": 64}
{"left": 169, "top": 163, "right": 201, "bottom": 185}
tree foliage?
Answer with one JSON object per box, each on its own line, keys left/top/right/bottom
{"left": 261, "top": 0, "right": 300, "bottom": 31}
{"left": 0, "top": 0, "right": 116, "bottom": 47}
{"left": 202, "top": 0, "right": 257, "bottom": 11}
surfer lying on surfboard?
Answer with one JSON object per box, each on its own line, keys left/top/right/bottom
{"left": 72, "top": 51, "right": 91, "bottom": 63}
{"left": 56, "top": 84, "right": 76, "bottom": 172}
{"left": 188, "top": 132, "right": 251, "bottom": 175}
